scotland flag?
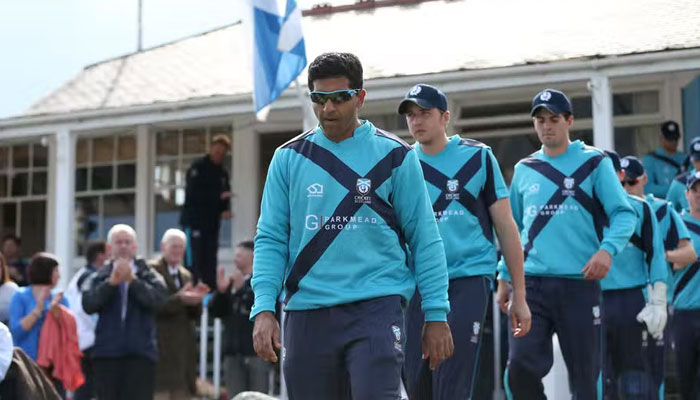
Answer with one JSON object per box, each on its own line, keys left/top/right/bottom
{"left": 252, "top": 0, "right": 307, "bottom": 120}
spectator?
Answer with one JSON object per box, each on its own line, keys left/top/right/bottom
{"left": 210, "top": 240, "right": 273, "bottom": 396}
{"left": 64, "top": 241, "right": 106, "bottom": 400}
{"left": 82, "top": 224, "right": 167, "bottom": 400}
{"left": 8, "top": 253, "right": 68, "bottom": 361}
{"left": 150, "top": 229, "right": 209, "bottom": 400}
{"left": 180, "top": 134, "right": 233, "bottom": 288}
{"left": 0, "top": 322, "right": 62, "bottom": 400}
{"left": 2, "top": 235, "right": 28, "bottom": 286}
{"left": 0, "top": 253, "right": 19, "bottom": 324}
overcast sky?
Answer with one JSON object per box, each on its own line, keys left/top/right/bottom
{"left": 0, "top": 0, "right": 341, "bottom": 118}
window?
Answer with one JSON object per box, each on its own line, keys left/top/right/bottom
{"left": 0, "top": 142, "right": 48, "bottom": 255}
{"left": 74, "top": 133, "right": 136, "bottom": 255}
{"left": 153, "top": 125, "right": 233, "bottom": 251}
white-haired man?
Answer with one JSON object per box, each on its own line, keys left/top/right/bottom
{"left": 82, "top": 224, "right": 167, "bottom": 400}
{"left": 150, "top": 229, "right": 209, "bottom": 400}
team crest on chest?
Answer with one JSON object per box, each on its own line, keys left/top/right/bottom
{"left": 354, "top": 178, "right": 373, "bottom": 204}
{"left": 356, "top": 178, "right": 372, "bottom": 195}
{"left": 447, "top": 179, "right": 459, "bottom": 193}
{"left": 562, "top": 177, "right": 576, "bottom": 196}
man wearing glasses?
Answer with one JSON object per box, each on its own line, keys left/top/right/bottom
{"left": 599, "top": 155, "right": 668, "bottom": 398}
{"left": 250, "top": 52, "right": 453, "bottom": 399}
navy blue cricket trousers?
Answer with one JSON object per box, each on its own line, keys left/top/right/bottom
{"left": 671, "top": 308, "right": 700, "bottom": 400}
{"left": 282, "top": 295, "right": 405, "bottom": 400}
{"left": 404, "top": 276, "right": 491, "bottom": 400}
{"left": 505, "top": 276, "right": 602, "bottom": 400}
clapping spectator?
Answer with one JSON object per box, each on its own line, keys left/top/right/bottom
{"left": 150, "top": 229, "right": 209, "bottom": 400}
{"left": 82, "top": 224, "right": 167, "bottom": 400}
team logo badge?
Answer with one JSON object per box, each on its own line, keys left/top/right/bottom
{"left": 473, "top": 322, "right": 481, "bottom": 336}
{"left": 529, "top": 183, "right": 540, "bottom": 194}
{"left": 540, "top": 91, "right": 552, "bottom": 102}
{"left": 447, "top": 179, "right": 459, "bottom": 193}
{"left": 592, "top": 306, "right": 600, "bottom": 319}
{"left": 667, "top": 124, "right": 676, "bottom": 132}
{"left": 694, "top": 142, "right": 700, "bottom": 152}
{"left": 306, "top": 183, "right": 324, "bottom": 198}
{"left": 564, "top": 177, "right": 575, "bottom": 190}
{"left": 356, "top": 178, "right": 372, "bottom": 195}
{"left": 409, "top": 85, "right": 422, "bottom": 96}
{"left": 620, "top": 158, "right": 629, "bottom": 168}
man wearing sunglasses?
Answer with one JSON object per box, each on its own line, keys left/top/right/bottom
{"left": 497, "top": 89, "right": 636, "bottom": 399}
{"left": 620, "top": 155, "right": 696, "bottom": 398}
{"left": 250, "top": 52, "right": 453, "bottom": 399}
{"left": 599, "top": 155, "right": 668, "bottom": 399}
{"left": 397, "top": 84, "right": 531, "bottom": 400}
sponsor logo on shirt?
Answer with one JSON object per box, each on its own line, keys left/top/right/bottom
{"left": 434, "top": 209, "right": 466, "bottom": 222}
{"left": 306, "top": 183, "right": 324, "bottom": 198}
{"left": 526, "top": 204, "right": 581, "bottom": 217}
{"left": 304, "top": 214, "right": 378, "bottom": 231}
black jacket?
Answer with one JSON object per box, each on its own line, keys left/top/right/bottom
{"left": 209, "top": 278, "right": 259, "bottom": 357}
{"left": 179, "top": 155, "right": 231, "bottom": 230}
{"left": 81, "top": 258, "right": 167, "bottom": 361}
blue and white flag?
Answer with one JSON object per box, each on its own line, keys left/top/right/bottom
{"left": 252, "top": 0, "right": 307, "bottom": 121}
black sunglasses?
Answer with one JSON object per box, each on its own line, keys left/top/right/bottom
{"left": 309, "top": 89, "right": 361, "bottom": 105}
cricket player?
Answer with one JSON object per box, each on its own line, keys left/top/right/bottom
{"left": 497, "top": 88, "right": 636, "bottom": 399}
{"left": 665, "top": 137, "right": 700, "bottom": 213}
{"left": 671, "top": 172, "right": 700, "bottom": 399}
{"left": 250, "top": 53, "right": 454, "bottom": 400}
{"left": 601, "top": 155, "right": 667, "bottom": 399}
{"left": 398, "top": 84, "right": 531, "bottom": 400}
{"left": 642, "top": 121, "right": 689, "bottom": 199}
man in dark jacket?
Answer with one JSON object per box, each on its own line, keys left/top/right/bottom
{"left": 82, "top": 224, "right": 167, "bottom": 400}
{"left": 210, "top": 241, "right": 273, "bottom": 397}
{"left": 180, "top": 134, "right": 233, "bottom": 288}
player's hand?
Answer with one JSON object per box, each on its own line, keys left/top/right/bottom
{"left": 231, "top": 268, "right": 245, "bottom": 292}
{"left": 509, "top": 294, "right": 532, "bottom": 338}
{"left": 253, "top": 311, "right": 281, "bottom": 363}
{"left": 496, "top": 280, "right": 510, "bottom": 313}
{"left": 581, "top": 250, "right": 612, "bottom": 280}
{"left": 422, "top": 321, "right": 454, "bottom": 370}
{"left": 108, "top": 265, "right": 122, "bottom": 286}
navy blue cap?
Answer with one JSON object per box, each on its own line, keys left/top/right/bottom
{"left": 689, "top": 137, "right": 700, "bottom": 160}
{"left": 687, "top": 171, "right": 700, "bottom": 189}
{"left": 661, "top": 121, "right": 681, "bottom": 140}
{"left": 398, "top": 84, "right": 448, "bottom": 114}
{"left": 621, "top": 156, "right": 645, "bottom": 181}
{"left": 531, "top": 89, "right": 573, "bottom": 117}
{"left": 604, "top": 150, "right": 622, "bottom": 172}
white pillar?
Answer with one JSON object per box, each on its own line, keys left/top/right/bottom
{"left": 590, "top": 73, "right": 615, "bottom": 150}
{"left": 232, "top": 117, "right": 260, "bottom": 244}
{"left": 52, "top": 128, "right": 75, "bottom": 288}
{"left": 135, "top": 125, "right": 151, "bottom": 256}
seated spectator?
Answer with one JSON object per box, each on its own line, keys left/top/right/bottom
{"left": 64, "top": 241, "right": 106, "bottom": 400}
{"left": 150, "top": 229, "right": 209, "bottom": 400}
{"left": 0, "top": 253, "right": 19, "bottom": 324}
{"left": 2, "top": 235, "right": 28, "bottom": 286}
{"left": 210, "top": 240, "right": 274, "bottom": 397}
{"left": 82, "top": 224, "right": 167, "bottom": 400}
{"left": 8, "top": 253, "right": 68, "bottom": 360}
